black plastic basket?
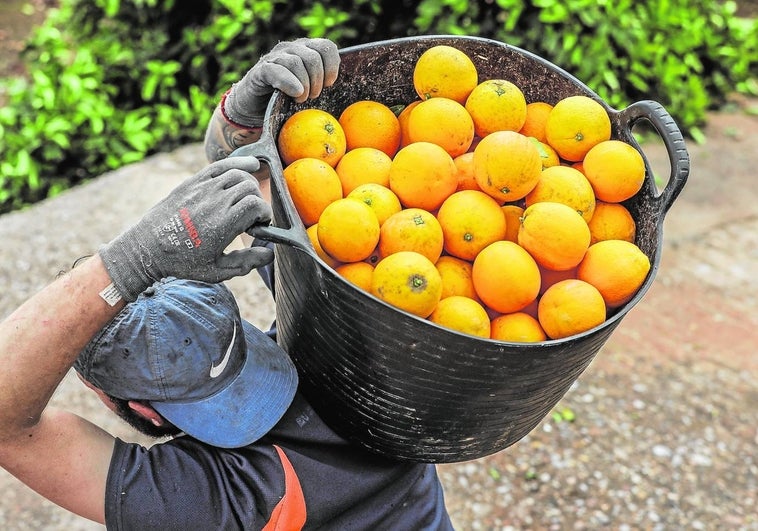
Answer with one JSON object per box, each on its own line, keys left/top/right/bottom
{"left": 233, "top": 35, "right": 690, "bottom": 463}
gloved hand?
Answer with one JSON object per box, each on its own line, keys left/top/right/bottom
{"left": 223, "top": 38, "right": 340, "bottom": 128}
{"left": 99, "top": 157, "right": 274, "bottom": 301}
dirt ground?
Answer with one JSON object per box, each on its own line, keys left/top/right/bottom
{"left": 0, "top": 0, "right": 49, "bottom": 78}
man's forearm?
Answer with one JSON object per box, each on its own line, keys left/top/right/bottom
{"left": 204, "top": 105, "right": 263, "bottom": 162}
{"left": 0, "top": 254, "right": 124, "bottom": 439}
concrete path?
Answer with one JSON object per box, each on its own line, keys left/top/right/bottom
{"left": 0, "top": 101, "right": 756, "bottom": 528}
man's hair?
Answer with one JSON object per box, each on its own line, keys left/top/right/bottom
{"left": 107, "top": 394, "right": 182, "bottom": 439}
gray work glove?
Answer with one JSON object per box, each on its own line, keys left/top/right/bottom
{"left": 99, "top": 157, "right": 274, "bottom": 301}
{"left": 223, "top": 38, "right": 340, "bottom": 127}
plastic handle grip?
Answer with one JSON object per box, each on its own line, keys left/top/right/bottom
{"left": 617, "top": 100, "right": 690, "bottom": 216}
{"left": 230, "top": 139, "right": 315, "bottom": 254}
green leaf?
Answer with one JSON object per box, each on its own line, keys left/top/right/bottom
{"left": 689, "top": 127, "right": 706, "bottom": 144}
{"left": 603, "top": 70, "right": 621, "bottom": 92}
{"left": 15, "top": 150, "right": 31, "bottom": 177}
{"left": 100, "top": 0, "right": 120, "bottom": 18}
{"left": 559, "top": 407, "right": 576, "bottom": 422}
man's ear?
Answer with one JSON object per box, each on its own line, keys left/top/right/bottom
{"left": 128, "top": 401, "right": 165, "bottom": 427}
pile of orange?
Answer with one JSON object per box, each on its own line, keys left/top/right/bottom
{"left": 276, "top": 44, "right": 651, "bottom": 342}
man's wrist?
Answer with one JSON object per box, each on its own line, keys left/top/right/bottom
{"left": 220, "top": 86, "right": 264, "bottom": 130}
{"left": 206, "top": 105, "right": 264, "bottom": 162}
{"left": 87, "top": 254, "right": 128, "bottom": 312}
{"left": 97, "top": 240, "right": 152, "bottom": 303}
{"left": 98, "top": 283, "right": 124, "bottom": 307}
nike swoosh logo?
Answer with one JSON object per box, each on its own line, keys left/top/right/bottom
{"left": 210, "top": 322, "right": 236, "bottom": 378}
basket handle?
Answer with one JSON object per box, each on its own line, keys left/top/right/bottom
{"left": 229, "top": 138, "right": 314, "bottom": 254}
{"left": 616, "top": 100, "right": 690, "bottom": 216}
{"left": 248, "top": 223, "right": 312, "bottom": 250}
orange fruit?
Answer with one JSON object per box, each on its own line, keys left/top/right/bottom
{"left": 336, "top": 261, "right": 374, "bottom": 292}
{"left": 317, "top": 198, "right": 380, "bottom": 263}
{"left": 544, "top": 95, "right": 611, "bottom": 162}
{"left": 490, "top": 312, "right": 547, "bottom": 343}
{"left": 277, "top": 108, "right": 347, "bottom": 167}
{"left": 428, "top": 295, "right": 491, "bottom": 338}
{"left": 582, "top": 139, "right": 646, "bottom": 202}
{"left": 453, "top": 152, "right": 480, "bottom": 191}
{"left": 397, "top": 99, "right": 422, "bottom": 148}
{"left": 501, "top": 204, "right": 524, "bottom": 243}
{"left": 531, "top": 138, "right": 561, "bottom": 169}
{"left": 464, "top": 79, "right": 527, "bottom": 137}
{"left": 538, "top": 264, "right": 578, "bottom": 296}
{"left": 347, "top": 183, "right": 402, "bottom": 226}
{"left": 519, "top": 101, "right": 554, "bottom": 143}
{"left": 338, "top": 100, "right": 402, "bottom": 157}
{"left": 472, "top": 240, "right": 541, "bottom": 314}
{"left": 436, "top": 190, "right": 507, "bottom": 261}
{"left": 587, "top": 200, "right": 636, "bottom": 244}
{"left": 518, "top": 201, "right": 591, "bottom": 271}
{"left": 378, "top": 207, "right": 444, "bottom": 263}
{"left": 389, "top": 141, "right": 458, "bottom": 211}
{"left": 407, "top": 97, "right": 475, "bottom": 158}
{"left": 435, "top": 255, "right": 479, "bottom": 301}
{"left": 282, "top": 157, "right": 343, "bottom": 227}
{"left": 577, "top": 239, "right": 651, "bottom": 308}
{"left": 371, "top": 250, "right": 443, "bottom": 318}
{"left": 335, "top": 147, "right": 393, "bottom": 196}
{"left": 473, "top": 130, "right": 542, "bottom": 203}
{"left": 538, "top": 279, "right": 606, "bottom": 339}
{"left": 524, "top": 164, "right": 596, "bottom": 223}
{"left": 306, "top": 223, "right": 342, "bottom": 269}
{"left": 413, "top": 45, "right": 478, "bottom": 104}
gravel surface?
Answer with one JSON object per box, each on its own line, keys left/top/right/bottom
{"left": 0, "top": 100, "right": 756, "bottom": 530}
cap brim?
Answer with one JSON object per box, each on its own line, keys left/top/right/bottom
{"left": 151, "top": 321, "right": 298, "bottom": 448}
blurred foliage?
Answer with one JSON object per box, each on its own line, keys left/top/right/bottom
{"left": 0, "top": 0, "right": 755, "bottom": 213}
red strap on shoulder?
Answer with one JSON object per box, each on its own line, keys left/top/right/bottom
{"left": 262, "top": 445, "right": 307, "bottom": 531}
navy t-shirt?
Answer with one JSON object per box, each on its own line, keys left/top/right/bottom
{"left": 103, "top": 250, "right": 455, "bottom": 530}
{"left": 105, "top": 391, "right": 453, "bottom": 530}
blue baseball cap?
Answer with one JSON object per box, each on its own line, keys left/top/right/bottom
{"left": 74, "top": 277, "right": 298, "bottom": 448}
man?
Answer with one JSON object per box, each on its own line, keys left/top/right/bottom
{"left": 0, "top": 38, "right": 454, "bottom": 529}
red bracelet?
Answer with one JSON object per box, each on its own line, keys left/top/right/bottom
{"left": 220, "top": 88, "right": 263, "bottom": 130}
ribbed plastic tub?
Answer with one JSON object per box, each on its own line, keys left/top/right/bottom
{"left": 234, "top": 35, "right": 690, "bottom": 463}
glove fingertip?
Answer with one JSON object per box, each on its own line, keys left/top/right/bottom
{"left": 217, "top": 247, "right": 275, "bottom": 277}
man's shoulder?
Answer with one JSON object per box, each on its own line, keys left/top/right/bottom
{"left": 264, "top": 391, "right": 344, "bottom": 445}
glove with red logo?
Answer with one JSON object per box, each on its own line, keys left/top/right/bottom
{"left": 222, "top": 38, "right": 340, "bottom": 128}
{"left": 99, "top": 157, "right": 274, "bottom": 301}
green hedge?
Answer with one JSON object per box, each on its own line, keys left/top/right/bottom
{"left": 0, "top": 0, "right": 755, "bottom": 214}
